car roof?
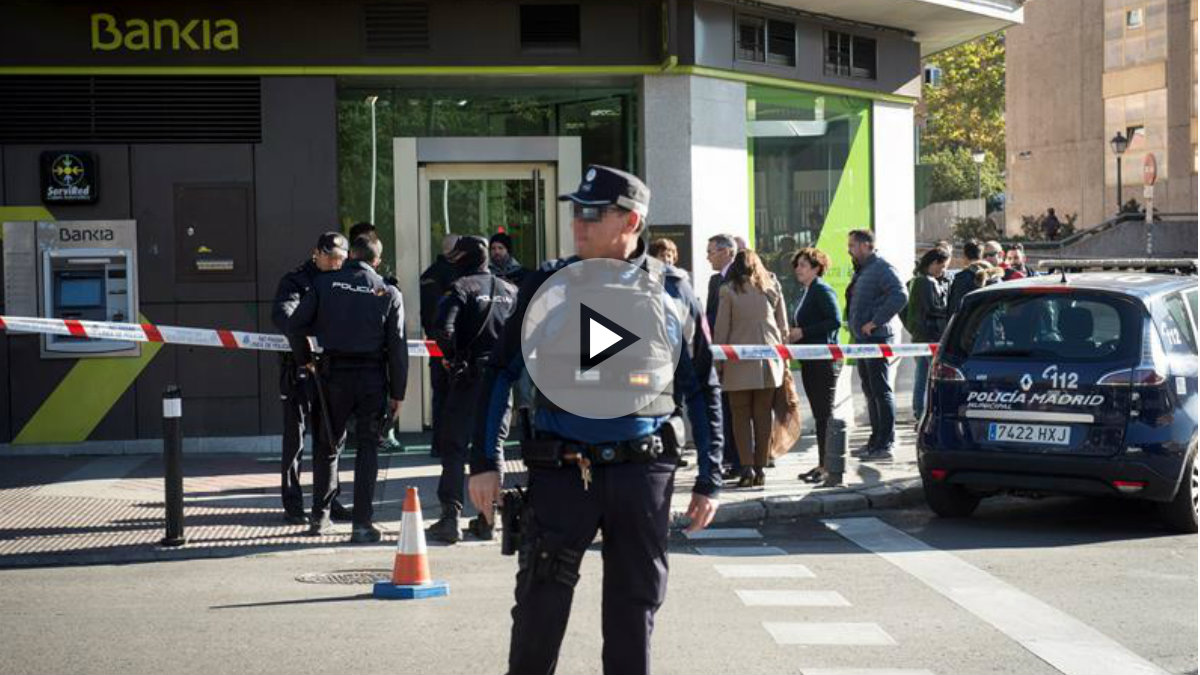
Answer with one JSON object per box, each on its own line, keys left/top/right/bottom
{"left": 970, "top": 272, "right": 1197, "bottom": 301}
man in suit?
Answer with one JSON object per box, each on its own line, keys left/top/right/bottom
{"left": 705, "top": 234, "right": 740, "bottom": 478}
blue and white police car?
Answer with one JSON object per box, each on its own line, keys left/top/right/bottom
{"left": 918, "top": 260, "right": 1199, "bottom": 532}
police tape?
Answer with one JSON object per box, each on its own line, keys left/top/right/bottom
{"left": 0, "top": 315, "right": 935, "bottom": 361}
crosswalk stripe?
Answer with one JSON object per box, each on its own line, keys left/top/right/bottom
{"left": 714, "top": 564, "right": 815, "bottom": 578}
{"left": 823, "top": 517, "right": 1172, "bottom": 675}
{"left": 684, "top": 527, "right": 762, "bottom": 540}
{"left": 695, "top": 546, "right": 788, "bottom": 557}
{"left": 764, "top": 622, "right": 896, "bottom": 646}
{"left": 736, "top": 590, "right": 849, "bottom": 607}
{"left": 799, "top": 669, "right": 934, "bottom": 675}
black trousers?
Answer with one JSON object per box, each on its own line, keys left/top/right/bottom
{"left": 509, "top": 458, "right": 676, "bottom": 675}
{"left": 312, "top": 366, "right": 386, "bottom": 525}
{"left": 855, "top": 347, "right": 896, "bottom": 451}
{"left": 280, "top": 372, "right": 318, "bottom": 516}
{"left": 434, "top": 373, "right": 486, "bottom": 510}
{"left": 721, "top": 393, "right": 741, "bottom": 470}
{"left": 799, "top": 360, "right": 841, "bottom": 467}
{"left": 429, "top": 360, "right": 449, "bottom": 457}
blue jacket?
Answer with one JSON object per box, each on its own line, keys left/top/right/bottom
{"left": 791, "top": 278, "right": 841, "bottom": 344}
{"left": 846, "top": 253, "right": 908, "bottom": 343}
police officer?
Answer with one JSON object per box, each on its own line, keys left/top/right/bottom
{"left": 420, "top": 233, "right": 462, "bottom": 458}
{"left": 349, "top": 221, "right": 405, "bottom": 453}
{"left": 427, "top": 236, "right": 517, "bottom": 544}
{"left": 270, "top": 232, "right": 354, "bottom": 526}
{"left": 288, "top": 234, "right": 408, "bottom": 543}
{"left": 468, "top": 166, "right": 724, "bottom": 675}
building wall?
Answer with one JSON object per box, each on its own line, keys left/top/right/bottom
{"left": 0, "top": 77, "right": 337, "bottom": 444}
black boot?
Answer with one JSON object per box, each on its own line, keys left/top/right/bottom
{"left": 427, "top": 505, "right": 462, "bottom": 544}
{"left": 467, "top": 515, "right": 494, "bottom": 541}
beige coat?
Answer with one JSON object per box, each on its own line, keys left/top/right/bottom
{"left": 713, "top": 280, "right": 789, "bottom": 391}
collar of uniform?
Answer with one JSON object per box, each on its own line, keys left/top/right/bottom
{"left": 627, "top": 237, "right": 649, "bottom": 268}
{"left": 345, "top": 259, "right": 374, "bottom": 273}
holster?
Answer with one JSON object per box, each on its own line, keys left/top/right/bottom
{"left": 499, "top": 487, "right": 526, "bottom": 556}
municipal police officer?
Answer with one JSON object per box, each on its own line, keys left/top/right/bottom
{"left": 427, "top": 236, "right": 517, "bottom": 544}
{"left": 288, "top": 234, "right": 408, "bottom": 544}
{"left": 468, "top": 166, "right": 725, "bottom": 675}
{"left": 270, "top": 232, "right": 353, "bottom": 526}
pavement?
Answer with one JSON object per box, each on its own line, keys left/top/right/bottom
{"left": 0, "top": 419, "right": 925, "bottom": 568}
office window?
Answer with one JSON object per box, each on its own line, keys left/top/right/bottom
{"left": 1126, "top": 7, "right": 1145, "bottom": 29}
{"left": 924, "top": 65, "right": 943, "bottom": 87}
{"left": 738, "top": 15, "right": 795, "bottom": 66}
{"left": 824, "top": 30, "right": 876, "bottom": 80}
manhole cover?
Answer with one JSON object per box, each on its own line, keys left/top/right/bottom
{"left": 295, "top": 569, "right": 392, "bottom": 585}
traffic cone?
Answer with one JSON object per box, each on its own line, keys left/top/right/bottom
{"left": 373, "top": 486, "right": 450, "bottom": 600}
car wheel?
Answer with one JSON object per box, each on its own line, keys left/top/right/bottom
{"left": 1159, "top": 446, "right": 1198, "bottom": 534}
{"left": 922, "top": 477, "right": 980, "bottom": 518}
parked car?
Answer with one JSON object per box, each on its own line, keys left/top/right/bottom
{"left": 918, "top": 261, "right": 1199, "bottom": 532}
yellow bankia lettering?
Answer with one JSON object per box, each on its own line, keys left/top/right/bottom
{"left": 90, "top": 13, "right": 239, "bottom": 52}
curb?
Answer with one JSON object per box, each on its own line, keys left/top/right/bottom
{"left": 669, "top": 477, "right": 926, "bottom": 530}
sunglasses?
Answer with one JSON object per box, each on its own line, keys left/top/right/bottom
{"left": 573, "top": 204, "right": 614, "bottom": 222}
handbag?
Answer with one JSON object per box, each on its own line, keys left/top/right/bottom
{"left": 768, "top": 368, "right": 803, "bottom": 460}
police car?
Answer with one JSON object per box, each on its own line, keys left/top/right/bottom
{"left": 918, "top": 260, "right": 1199, "bottom": 532}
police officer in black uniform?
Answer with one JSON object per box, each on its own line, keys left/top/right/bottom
{"left": 468, "top": 166, "right": 725, "bottom": 675}
{"left": 426, "top": 236, "right": 517, "bottom": 544}
{"left": 270, "top": 232, "right": 354, "bottom": 526}
{"left": 288, "top": 234, "right": 409, "bottom": 544}
{"left": 420, "top": 233, "right": 462, "bottom": 458}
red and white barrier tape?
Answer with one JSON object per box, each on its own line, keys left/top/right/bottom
{"left": 0, "top": 315, "right": 934, "bottom": 361}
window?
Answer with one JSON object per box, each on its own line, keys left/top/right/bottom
{"left": 923, "top": 65, "right": 943, "bottom": 87}
{"left": 1126, "top": 124, "right": 1146, "bottom": 151}
{"left": 1162, "top": 294, "right": 1197, "bottom": 353}
{"left": 1126, "top": 7, "right": 1145, "bottom": 29}
{"left": 737, "top": 15, "right": 795, "bottom": 66}
{"left": 824, "top": 31, "right": 876, "bottom": 80}
{"left": 948, "top": 294, "right": 1139, "bottom": 362}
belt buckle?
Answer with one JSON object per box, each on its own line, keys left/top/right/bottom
{"left": 595, "top": 445, "right": 619, "bottom": 464}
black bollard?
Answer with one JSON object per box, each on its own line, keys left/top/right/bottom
{"left": 161, "top": 385, "right": 185, "bottom": 547}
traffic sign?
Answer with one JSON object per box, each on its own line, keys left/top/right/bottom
{"left": 1143, "top": 153, "right": 1157, "bottom": 186}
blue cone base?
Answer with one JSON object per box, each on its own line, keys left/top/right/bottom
{"left": 373, "top": 580, "right": 450, "bottom": 600}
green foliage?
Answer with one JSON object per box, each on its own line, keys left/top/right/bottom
{"left": 952, "top": 216, "right": 1003, "bottom": 242}
{"left": 922, "top": 147, "right": 1005, "bottom": 203}
{"left": 921, "top": 34, "right": 1006, "bottom": 160}
{"left": 1019, "top": 212, "right": 1077, "bottom": 241}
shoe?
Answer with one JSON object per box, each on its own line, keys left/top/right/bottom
{"left": 427, "top": 505, "right": 462, "bottom": 544}
{"left": 851, "top": 445, "right": 873, "bottom": 458}
{"left": 307, "top": 515, "right": 333, "bottom": 536}
{"left": 284, "top": 512, "right": 311, "bottom": 526}
{"left": 350, "top": 522, "right": 382, "bottom": 544}
{"left": 675, "top": 456, "right": 689, "bottom": 468}
{"left": 859, "top": 448, "right": 894, "bottom": 463}
{"left": 329, "top": 502, "right": 353, "bottom": 523}
{"left": 818, "top": 472, "right": 845, "bottom": 488}
{"left": 467, "top": 515, "right": 494, "bottom": 541}
{"left": 736, "top": 468, "right": 755, "bottom": 489}
{"left": 380, "top": 430, "right": 404, "bottom": 453}
{"left": 766, "top": 460, "right": 776, "bottom": 469}
{"left": 721, "top": 466, "right": 740, "bottom": 480}
{"left": 753, "top": 467, "right": 765, "bottom": 487}
{"left": 798, "top": 467, "right": 824, "bottom": 483}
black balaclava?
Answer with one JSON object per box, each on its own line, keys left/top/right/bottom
{"left": 452, "top": 235, "right": 489, "bottom": 274}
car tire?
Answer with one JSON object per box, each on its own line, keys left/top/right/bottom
{"left": 922, "top": 478, "right": 980, "bottom": 518}
{"left": 1158, "top": 445, "right": 1198, "bottom": 534}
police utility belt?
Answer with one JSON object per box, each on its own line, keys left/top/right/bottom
{"left": 520, "top": 434, "right": 665, "bottom": 469}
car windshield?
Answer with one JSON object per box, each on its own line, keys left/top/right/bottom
{"left": 947, "top": 292, "right": 1142, "bottom": 363}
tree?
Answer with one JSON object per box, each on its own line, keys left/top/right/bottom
{"left": 923, "top": 147, "right": 1005, "bottom": 203}
{"left": 921, "top": 33, "right": 1006, "bottom": 161}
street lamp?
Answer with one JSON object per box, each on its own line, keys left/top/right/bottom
{"left": 971, "top": 150, "right": 986, "bottom": 199}
{"left": 1110, "top": 131, "right": 1129, "bottom": 214}
{"left": 365, "top": 95, "right": 379, "bottom": 225}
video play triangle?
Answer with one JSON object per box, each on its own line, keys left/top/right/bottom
{"left": 579, "top": 303, "right": 640, "bottom": 371}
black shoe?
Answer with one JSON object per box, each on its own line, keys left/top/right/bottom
{"left": 350, "top": 522, "right": 382, "bottom": 544}
{"left": 851, "top": 445, "right": 873, "bottom": 458}
{"left": 329, "top": 502, "right": 353, "bottom": 523}
{"left": 818, "top": 472, "right": 846, "bottom": 489}
{"left": 307, "top": 515, "right": 333, "bottom": 536}
{"left": 722, "top": 466, "right": 740, "bottom": 480}
{"left": 798, "top": 467, "right": 824, "bottom": 483}
{"left": 735, "top": 468, "right": 755, "bottom": 489}
{"left": 427, "top": 506, "right": 462, "bottom": 544}
{"left": 467, "top": 515, "right": 494, "bottom": 541}
{"left": 753, "top": 467, "right": 766, "bottom": 487}
{"left": 859, "top": 448, "right": 893, "bottom": 463}
{"left": 284, "top": 512, "right": 311, "bottom": 526}
{"left": 675, "top": 456, "right": 689, "bottom": 468}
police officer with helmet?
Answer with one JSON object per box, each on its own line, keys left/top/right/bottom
{"left": 427, "top": 236, "right": 517, "bottom": 544}
{"left": 468, "top": 165, "right": 724, "bottom": 675}
{"left": 288, "top": 234, "right": 408, "bottom": 544}
{"left": 270, "top": 232, "right": 353, "bottom": 526}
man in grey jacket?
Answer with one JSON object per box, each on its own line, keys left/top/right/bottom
{"left": 846, "top": 229, "right": 909, "bottom": 462}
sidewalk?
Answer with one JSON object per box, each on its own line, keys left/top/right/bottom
{"left": 0, "top": 420, "right": 924, "bottom": 568}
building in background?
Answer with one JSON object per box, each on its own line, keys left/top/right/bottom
{"left": 0, "top": 0, "right": 1020, "bottom": 448}
{"left": 1007, "top": 0, "right": 1197, "bottom": 234}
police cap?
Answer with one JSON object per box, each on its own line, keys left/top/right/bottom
{"left": 315, "top": 232, "right": 349, "bottom": 256}
{"left": 559, "top": 165, "right": 650, "bottom": 217}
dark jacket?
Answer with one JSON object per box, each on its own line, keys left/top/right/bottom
{"left": 846, "top": 253, "right": 908, "bottom": 342}
{"left": 271, "top": 260, "right": 321, "bottom": 391}
{"left": 906, "top": 275, "right": 950, "bottom": 343}
{"left": 490, "top": 257, "right": 528, "bottom": 287}
{"left": 473, "top": 240, "right": 726, "bottom": 497}
{"left": 947, "top": 260, "right": 989, "bottom": 316}
{"left": 791, "top": 278, "right": 841, "bottom": 344}
{"left": 435, "top": 271, "right": 517, "bottom": 366}
{"left": 419, "top": 255, "right": 457, "bottom": 336}
{"left": 705, "top": 271, "right": 726, "bottom": 330}
{"left": 287, "top": 259, "right": 409, "bottom": 401}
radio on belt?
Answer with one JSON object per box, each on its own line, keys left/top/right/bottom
{"left": 1, "top": 220, "right": 140, "bottom": 358}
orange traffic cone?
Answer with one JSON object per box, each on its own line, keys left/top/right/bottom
{"left": 373, "top": 487, "right": 450, "bottom": 600}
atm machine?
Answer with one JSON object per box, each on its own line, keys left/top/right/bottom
{"left": 2, "top": 220, "right": 140, "bottom": 358}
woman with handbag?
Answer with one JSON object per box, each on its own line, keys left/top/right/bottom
{"left": 713, "top": 250, "right": 789, "bottom": 488}
{"left": 788, "top": 247, "right": 844, "bottom": 488}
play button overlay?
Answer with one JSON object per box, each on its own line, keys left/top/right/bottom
{"left": 580, "top": 304, "right": 639, "bottom": 371}
{"left": 521, "top": 258, "right": 687, "bottom": 419}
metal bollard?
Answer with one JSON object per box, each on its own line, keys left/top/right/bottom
{"left": 161, "top": 385, "right": 185, "bottom": 547}
{"left": 824, "top": 417, "right": 849, "bottom": 475}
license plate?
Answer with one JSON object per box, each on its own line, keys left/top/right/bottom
{"left": 987, "top": 422, "right": 1071, "bottom": 446}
